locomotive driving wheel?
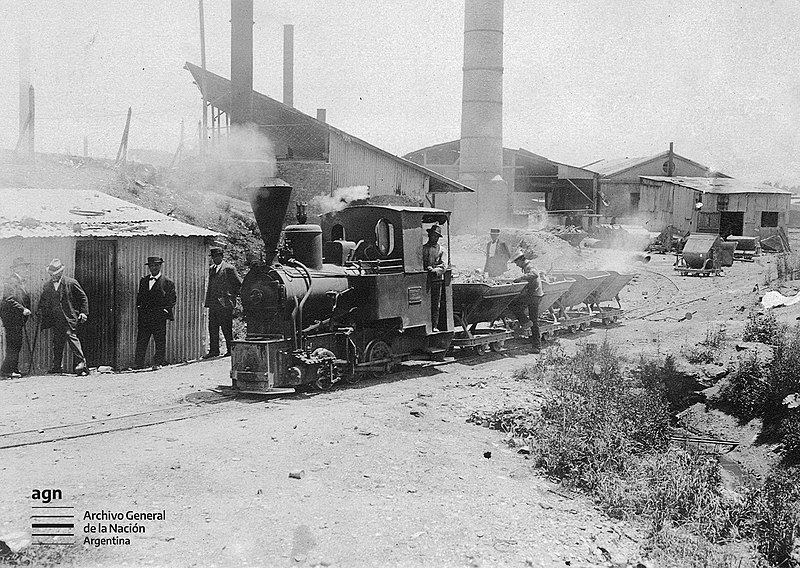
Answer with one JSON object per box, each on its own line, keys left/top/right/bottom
{"left": 364, "top": 339, "right": 394, "bottom": 375}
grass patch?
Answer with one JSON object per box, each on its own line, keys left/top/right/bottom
{"left": 473, "top": 344, "right": 799, "bottom": 566}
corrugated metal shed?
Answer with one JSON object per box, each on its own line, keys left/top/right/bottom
{"left": 0, "top": 189, "right": 220, "bottom": 372}
{"left": 641, "top": 176, "right": 793, "bottom": 196}
{"left": 0, "top": 188, "right": 218, "bottom": 238}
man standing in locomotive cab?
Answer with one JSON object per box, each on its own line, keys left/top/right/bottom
{"left": 203, "top": 247, "right": 242, "bottom": 358}
{"left": 135, "top": 256, "right": 177, "bottom": 370}
{"left": 509, "top": 251, "right": 544, "bottom": 354}
{"left": 423, "top": 223, "right": 446, "bottom": 332}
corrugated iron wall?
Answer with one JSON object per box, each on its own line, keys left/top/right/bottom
{"left": 329, "top": 132, "right": 426, "bottom": 200}
{"left": 116, "top": 236, "right": 209, "bottom": 368}
{"left": 0, "top": 235, "right": 210, "bottom": 374}
{"left": 0, "top": 237, "right": 76, "bottom": 374}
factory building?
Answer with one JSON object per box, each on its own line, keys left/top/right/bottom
{"left": 583, "top": 149, "right": 729, "bottom": 220}
{"left": 404, "top": 142, "right": 598, "bottom": 227}
{"left": 638, "top": 176, "right": 791, "bottom": 238}
{"left": 185, "top": 63, "right": 473, "bottom": 222}
{"left": 0, "top": 188, "right": 219, "bottom": 371}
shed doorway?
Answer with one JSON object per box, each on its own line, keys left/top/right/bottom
{"left": 719, "top": 212, "right": 744, "bottom": 238}
{"left": 75, "top": 240, "right": 117, "bottom": 367}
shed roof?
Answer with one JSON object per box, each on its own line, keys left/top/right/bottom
{"left": 583, "top": 151, "right": 729, "bottom": 178}
{"left": 185, "top": 62, "right": 473, "bottom": 194}
{"left": 0, "top": 188, "right": 220, "bottom": 239}
{"left": 640, "top": 176, "right": 793, "bottom": 196}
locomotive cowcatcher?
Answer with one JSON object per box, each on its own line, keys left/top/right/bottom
{"left": 231, "top": 179, "right": 455, "bottom": 393}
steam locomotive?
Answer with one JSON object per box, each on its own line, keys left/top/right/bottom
{"left": 231, "top": 180, "right": 455, "bottom": 393}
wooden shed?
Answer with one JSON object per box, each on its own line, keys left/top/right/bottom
{"left": 638, "top": 177, "right": 792, "bottom": 238}
{"left": 0, "top": 188, "right": 219, "bottom": 372}
{"left": 584, "top": 151, "right": 729, "bottom": 219}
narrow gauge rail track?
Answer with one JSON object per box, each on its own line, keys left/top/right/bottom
{"left": 0, "top": 392, "right": 235, "bottom": 450}
{"left": 0, "top": 340, "right": 547, "bottom": 450}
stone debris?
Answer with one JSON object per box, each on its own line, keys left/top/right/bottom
{"left": 289, "top": 469, "right": 305, "bottom": 480}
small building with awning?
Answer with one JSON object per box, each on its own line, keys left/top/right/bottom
{"left": 638, "top": 176, "right": 792, "bottom": 238}
{"left": 185, "top": 62, "right": 473, "bottom": 223}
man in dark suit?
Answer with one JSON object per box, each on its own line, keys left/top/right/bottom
{"left": 1, "top": 257, "right": 32, "bottom": 378}
{"left": 483, "top": 228, "right": 511, "bottom": 277}
{"left": 203, "top": 247, "right": 242, "bottom": 358}
{"left": 135, "top": 256, "right": 177, "bottom": 369}
{"left": 422, "top": 224, "right": 446, "bottom": 332}
{"left": 39, "top": 259, "right": 89, "bottom": 375}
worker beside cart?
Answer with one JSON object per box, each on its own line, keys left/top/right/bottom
{"left": 508, "top": 251, "right": 545, "bottom": 353}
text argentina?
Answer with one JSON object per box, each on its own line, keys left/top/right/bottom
{"left": 84, "top": 536, "right": 131, "bottom": 547}
{"left": 83, "top": 510, "right": 166, "bottom": 521}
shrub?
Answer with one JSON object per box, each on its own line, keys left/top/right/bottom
{"left": 743, "top": 310, "right": 783, "bottom": 345}
{"left": 598, "top": 449, "right": 737, "bottom": 540}
{"left": 739, "top": 467, "right": 800, "bottom": 566}
{"left": 716, "top": 354, "right": 770, "bottom": 420}
{"left": 529, "top": 342, "right": 670, "bottom": 490}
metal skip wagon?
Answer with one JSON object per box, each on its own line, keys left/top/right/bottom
{"left": 550, "top": 271, "right": 612, "bottom": 332}
{"left": 535, "top": 278, "right": 575, "bottom": 340}
{"left": 586, "top": 270, "right": 635, "bottom": 325}
{"left": 451, "top": 281, "right": 528, "bottom": 354}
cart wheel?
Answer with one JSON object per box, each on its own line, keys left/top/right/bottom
{"left": 315, "top": 375, "right": 332, "bottom": 391}
{"left": 474, "top": 343, "right": 488, "bottom": 356}
{"left": 490, "top": 340, "right": 505, "bottom": 352}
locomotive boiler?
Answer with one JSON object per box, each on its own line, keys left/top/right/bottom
{"left": 231, "top": 180, "right": 455, "bottom": 393}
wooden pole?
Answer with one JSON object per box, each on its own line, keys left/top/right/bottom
{"left": 169, "top": 119, "right": 185, "bottom": 170}
{"left": 27, "top": 85, "right": 35, "bottom": 158}
{"left": 199, "top": 0, "right": 208, "bottom": 156}
{"left": 115, "top": 106, "right": 132, "bottom": 164}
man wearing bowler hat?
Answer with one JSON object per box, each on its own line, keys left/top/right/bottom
{"left": 1, "top": 257, "right": 32, "bottom": 378}
{"left": 203, "top": 247, "right": 242, "bottom": 358}
{"left": 39, "top": 259, "right": 90, "bottom": 375}
{"left": 422, "top": 223, "right": 446, "bottom": 332}
{"left": 483, "top": 228, "right": 511, "bottom": 277}
{"left": 135, "top": 256, "right": 177, "bottom": 369}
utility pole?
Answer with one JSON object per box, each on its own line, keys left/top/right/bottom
{"left": 199, "top": 0, "right": 208, "bottom": 155}
{"left": 115, "top": 107, "right": 132, "bottom": 165}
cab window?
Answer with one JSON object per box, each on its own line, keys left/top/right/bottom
{"left": 375, "top": 218, "right": 394, "bottom": 256}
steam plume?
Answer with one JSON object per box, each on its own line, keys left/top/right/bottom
{"left": 313, "top": 185, "right": 370, "bottom": 213}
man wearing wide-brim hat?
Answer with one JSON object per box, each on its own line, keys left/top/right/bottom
{"left": 0, "top": 257, "right": 32, "bottom": 378}
{"left": 38, "top": 258, "right": 90, "bottom": 375}
{"left": 508, "top": 251, "right": 546, "bottom": 354}
{"left": 203, "top": 247, "right": 242, "bottom": 358}
{"left": 134, "top": 256, "right": 177, "bottom": 369}
{"left": 423, "top": 223, "right": 447, "bottom": 332}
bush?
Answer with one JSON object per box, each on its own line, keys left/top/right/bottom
{"left": 739, "top": 467, "right": 800, "bottom": 566}
{"left": 598, "top": 449, "right": 737, "bottom": 540}
{"left": 743, "top": 310, "right": 783, "bottom": 345}
{"left": 529, "top": 342, "right": 670, "bottom": 490}
{"left": 716, "top": 354, "right": 770, "bottom": 420}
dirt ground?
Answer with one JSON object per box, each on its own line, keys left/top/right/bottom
{"left": 0, "top": 241, "right": 795, "bottom": 568}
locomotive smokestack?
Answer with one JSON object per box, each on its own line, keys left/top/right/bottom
{"left": 248, "top": 179, "right": 293, "bottom": 264}
{"left": 231, "top": 0, "right": 254, "bottom": 125}
{"left": 458, "top": 0, "right": 507, "bottom": 229}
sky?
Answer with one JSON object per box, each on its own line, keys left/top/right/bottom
{"left": 1, "top": 0, "right": 799, "bottom": 184}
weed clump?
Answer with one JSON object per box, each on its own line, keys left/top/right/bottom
{"left": 684, "top": 326, "right": 727, "bottom": 365}
{"left": 530, "top": 342, "right": 670, "bottom": 491}
{"left": 743, "top": 310, "right": 783, "bottom": 345}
